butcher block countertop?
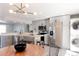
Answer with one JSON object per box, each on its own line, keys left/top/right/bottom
{"left": 0, "top": 44, "right": 45, "bottom": 56}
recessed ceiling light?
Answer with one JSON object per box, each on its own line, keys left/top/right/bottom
{"left": 33, "top": 12, "right": 37, "bottom": 15}
{"left": 9, "top": 10, "right": 14, "bottom": 13}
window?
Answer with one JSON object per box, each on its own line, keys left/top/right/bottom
{"left": 0, "top": 25, "right": 6, "bottom": 34}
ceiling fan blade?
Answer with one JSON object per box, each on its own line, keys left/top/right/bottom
{"left": 14, "top": 5, "right": 21, "bottom": 10}
{"left": 21, "top": 6, "right": 26, "bottom": 9}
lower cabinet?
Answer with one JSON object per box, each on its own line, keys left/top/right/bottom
{"left": 0, "top": 36, "right": 13, "bottom": 48}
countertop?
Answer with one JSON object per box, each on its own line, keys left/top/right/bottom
{"left": 0, "top": 32, "right": 33, "bottom": 36}
{"left": 0, "top": 32, "right": 48, "bottom": 38}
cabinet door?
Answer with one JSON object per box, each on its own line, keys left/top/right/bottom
{"left": 1, "top": 36, "right": 12, "bottom": 48}
{"left": 55, "top": 18, "right": 63, "bottom": 47}
{"left": 0, "top": 36, "right": 1, "bottom": 48}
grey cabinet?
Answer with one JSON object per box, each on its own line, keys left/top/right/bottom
{"left": 0, "top": 36, "right": 13, "bottom": 48}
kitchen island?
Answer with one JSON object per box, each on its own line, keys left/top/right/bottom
{"left": 0, "top": 32, "right": 36, "bottom": 48}
{"left": 0, "top": 32, "right": 49, "bottom": 48}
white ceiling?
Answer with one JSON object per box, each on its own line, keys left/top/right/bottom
{"left": 0, "top": 3, "right": 79, "bottom": 24}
